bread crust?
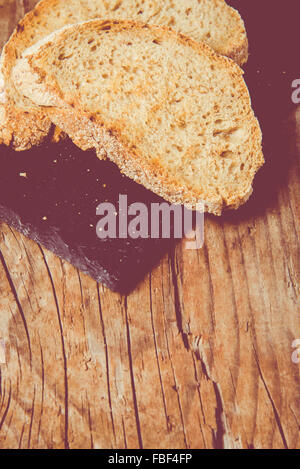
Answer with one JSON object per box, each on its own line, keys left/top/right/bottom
{"left": 1, "top": 0, "right": 249, "bottom": 150}
{"left": 13, "top": 20, "right": 264, "bottom": 215}
{"left": 217, "top": 0, "right": 249, "bottom": 66}
{"left": 228, "top": 37, "right": 249, "bottom": 67}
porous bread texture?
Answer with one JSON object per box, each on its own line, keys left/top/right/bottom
{"left": 13, "top": 20, "right": 264, "bottom": 215}
{"left": 0, "top": 0, "right": 248, "bottom": 150}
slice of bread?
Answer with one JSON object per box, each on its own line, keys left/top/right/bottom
{"left": 1, "top": 0, "right": 248, "bottom": 150}
{"left": 13, "top": 20, "right": 263, "bottom": 215}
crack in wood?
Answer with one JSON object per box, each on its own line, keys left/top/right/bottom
{"left": 18, "top": 422, "right": 25, "bottom": 449}
{"left": 162, "top": 305, "right": 189, "bottom": 448}
{"left": 191, "top": 338, "right": 225, "bottom": 449}
{"left": 212, "top": 381, "right": 225, "bottom": 449}
{"left": 0, "top": 380, "right": 11, "bottom": 434}
{"left": 252, "top": 344, "right": 289, "bottom": 449}
{"left": 38, "top": 246, "right": 70, "bottom": 450}
{"left": 87, "top": 401, "right": 94, "bottom": 449}
{"left": 149, "top": 274, "right": 171, "bottom": 433}
{"left": 121, "top": 417, "right": 127, "bottom": 449}
{"left": 124, "top": 296, "right": 143, "bottom": 449}
{"left": 170, "top": 251, "right": 190, "bottom": 351}
{"left": 37, "top": 341, "right": 44, "bottom": 447}
{"left": 0, "top": 248, "right": 32, "bottom": 368}
{"left": 190, "top": 351, "right": 208, "bottom": 448}
{"left": 27, "top": 385, "right": 35, "bottom": 449}
{"left": 97, "top": 284, "right": 116, "bottom": 445}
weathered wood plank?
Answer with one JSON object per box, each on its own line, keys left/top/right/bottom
{"left": 0, "top": 0, "right": 299, "bottom": 449}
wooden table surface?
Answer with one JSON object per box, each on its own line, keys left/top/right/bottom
{"left": 0, "top": 0, "right": 299, "bottom": 450}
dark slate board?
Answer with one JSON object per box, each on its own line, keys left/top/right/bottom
{"left": 0, "top": 139, "right": 176, "bottom": 293}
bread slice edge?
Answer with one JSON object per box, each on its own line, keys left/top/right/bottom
{"left": 12, "top": 20, "right": 264, "bottom": 215}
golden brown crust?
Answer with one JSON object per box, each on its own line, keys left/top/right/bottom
{"left": 0, "top": 102, "right": 53, "bottom": 150}
{"left": 46, "top": 106, "right": 260, "bottom": 216}
{"left": 216, "top": 0, "right": 249, "bottom": 66}
{"left": 228, "top": 35, "right": 249, "bottom": 67}
{"left": 18, "top": 20, "right": 263, "bottom": 215}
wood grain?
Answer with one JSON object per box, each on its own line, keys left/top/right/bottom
{"left": 0, "top": 0, "right": 299, "bottom": 449}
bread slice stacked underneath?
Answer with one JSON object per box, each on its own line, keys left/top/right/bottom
{"left": 13, "top": 20, "right": 263, "bottom": 215}
{"left": 0, "top": 0, "right": 248, "bottom": 150}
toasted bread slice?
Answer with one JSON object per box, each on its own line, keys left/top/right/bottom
{"left": 1, "top": 0, "right": 248, "bottom": 150}
{"left": 13, "top": 20, "right": 263, "bottom": 215}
